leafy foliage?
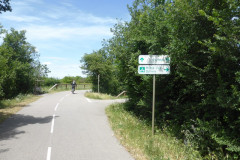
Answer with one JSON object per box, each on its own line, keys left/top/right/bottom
{"left": 42, "top": 77, "right": 60, "bottom": 86}
{"left": 81, "top": 49, "right": 124, "bottom": 95}
{"left": 81, "top": 0, "right": 240, "bottom": 158}
{"left": 0, "top": 27, "right": 49, "bottom": 99}
{"left": 42, "top": 76, "right": 90, "bottom": 87}
{"left": 60, "top": 76, "right": 89, "bottom": 84}
{"left": 0, "top": 0, "right": 11, "bottom": 14}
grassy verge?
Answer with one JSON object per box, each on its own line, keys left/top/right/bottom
{"left": 84, "top": 92, "right": 119, "bottom": 100}
{"left": 41, "top": 86, "right": 70, "bottom": 94}
{"left": 106, "top": 103, "right": 202, "bottom": 160}
{"left": 0, "top": 94, "right": 41, "bottom": 123}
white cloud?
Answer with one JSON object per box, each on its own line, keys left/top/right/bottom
{"left": 2, "top": 0, "right": 115, "bottom": 42}
{"left": 40, "top": 8, "right": 117, "bottom": 25}
{"left": 23, "top": 25, "right": 113, "bottom": 41}
{"left": 2, "top": 15, "right": 43, "bottom": 23}
{"left": 24, "top": 0, "right": 44, "bottom": 3}
{"left": 7, "top": 0, "right": 117, "bottom": 25}
{"left": 11, "top": 1, "right": 40, "bottom": 14}
{"left": 0, "top": 0, "right": 123, "bottom": 78}
{"left": 78, "top": 13, "right": 117, "bottom": 24}
{"left": 47, "top": 63, "right": 84, "bottom": 78}
{"left": 60, "top": 2, "right": 73, "bottom": 7}
{"left": 42, "top": 57, "right": 66, "bottom": 61}
{"left": 42, "top": 62, "right": 52, "bottom": 65}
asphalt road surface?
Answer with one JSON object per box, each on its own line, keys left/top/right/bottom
{"left": 0, "top": 90, "right": 134, "bottom": 160}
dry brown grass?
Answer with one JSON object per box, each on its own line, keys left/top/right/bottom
{"left": 85, "top": 92, "right": 117, "bottom": 100}
{"left": 0, "top": 95, "right": 41, "bottom": 123}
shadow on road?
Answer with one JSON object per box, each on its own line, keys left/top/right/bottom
{"left": 0, "top": 148, "right": 10, "bottom": 154}
{"left": 0, "top": 114, "right": 55, "bottom": 141}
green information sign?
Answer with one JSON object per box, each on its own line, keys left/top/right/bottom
{"left": 138, "top": 55, "right": 171, "bottom": 135}
{"left": 138, "top": 65, "right": 170, "bottom": 75}
{"left": 138, "top": 55, "right": 170, "bottom": 65}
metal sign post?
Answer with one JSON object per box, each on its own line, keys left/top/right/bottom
{"left": 152, "top": 75, "right": 156, "bottom": 135}
{"left": 138, "top": 55, "right": 170, "bottom": 136}
{"left": 98, "top": 74, "right": 100, "bottom": 93}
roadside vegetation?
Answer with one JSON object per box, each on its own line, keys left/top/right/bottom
{"left": 0, "top": 94, "right": 41, "bottom": 123}
{"left": 106, "top": 103, "right": 202, "bottom": 160}
{"left": 85, "top": 92, "right": 121, "bottom": 100}
{"left": 82, "top": 0, "right": 240, "bottom": 159}
{"left": 1, "top": 0, "right": 239, "bottom": 158}
{"left": 0, "top": 72, "right": 91, "bottom": 123}
{"left": 42, "top": 83, "right": 92, "bottom": 94}
{"left": 0, "top": 24, "right": 50, "bottom": 100}
{"left": 0, "top": 4, "right": 47, "bottom": 124}
{"left": 0, "top": 0, "right": 91, "bottom": 101}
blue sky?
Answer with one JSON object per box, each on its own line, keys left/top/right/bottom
{"left": 0, "top": 0, "right": 134, "bottom": 78}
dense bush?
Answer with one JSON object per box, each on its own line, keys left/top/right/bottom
{"left": 0, "top": 3, "right": 49, "bottom": 99}
{"left": 42, "top": 77, "right": 60, "bottom": 86}
{"left": 81, "top": 49, "right": 125, "bottom": 95}
{"left": 0, "top": 27, "right": 49, "bottom": 99}
{"left": 81, "top": 0, "right": 240, "bottom": 158}
{"left": 60, "top": 76, "right": 89, "bottom": 84}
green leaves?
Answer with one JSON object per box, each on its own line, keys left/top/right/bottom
{"left": 81, "top": 0, "right": 240, "bottom": 158}
{"left": 81, "top": 49, "right": 123, "bottom": 95}
{"left": 0, "top": 0, "right": 12, "bottom": 14}
{"left": 0, "top": 27, "right": 48, "bottom": 99}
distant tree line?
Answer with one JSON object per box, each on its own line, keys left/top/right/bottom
{"left": 42, "top": 76, "right": 91, "bottom": 86}
{"left": 81, "top": 0, "right": 240, "bottom": 159}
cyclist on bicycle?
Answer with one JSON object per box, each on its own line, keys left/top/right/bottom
{"left": 71, "top": 80, "right": 76, "bottom": 94}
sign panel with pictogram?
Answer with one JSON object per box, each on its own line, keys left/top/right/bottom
{"left": 138, "top": 65, "right": 170, "bottom": 74}
{"left": 138, "top": 55, "right": 170, "bottom": 65}
{"left": 137, "top": 55, "right": 171, "bottom": 136}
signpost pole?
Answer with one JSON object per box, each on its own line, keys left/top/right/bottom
{"left": 98, "top": 74, "right": 100, "bottom": 93}
{"left": 138, "top": 55, "right": 170, "bottom": 136}
{"left": 152, "top": 75, "right": 156, "bottom": 136}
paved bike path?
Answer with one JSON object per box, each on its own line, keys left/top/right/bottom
{"left": 0, "top": 90, "right": 134, "bottom": 160}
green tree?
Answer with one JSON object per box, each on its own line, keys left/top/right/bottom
{"left": 43, "top": 77, "right": 60, "bottom": 86}
{"left": 0, "top": 28, "right": 49, "bottom": 99}
{"left": 80, "top": 0, "right": 240, "bottom": 158}
{"left": 60, "top": 76, "right": 88, "bottom": 84}
{"left": 81, "top": 48, "right": 123, "bottom": 95}
{"left": 0, "top": 0, "right": 11, "bottom": 13}
{"left": 61, "top": 76, "right": 75, "bottom": 84}
{"left": 125, "top": 0, "right": 240, "bottom": 158}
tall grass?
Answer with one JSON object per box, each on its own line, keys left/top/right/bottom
{"left": 85, "top": 92, "right": 117, "bottom": 100}
{"left": 106, "top": 103, "right": 202, "bottom": 160}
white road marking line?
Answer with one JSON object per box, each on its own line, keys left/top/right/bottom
{"left": 47, "top": 147, "right": 51, "bottom": 160}
{"left": 65, "top": 94, "right": 70, "bottom": 97}
{"left": 54, "top": 103, "right": 59, "bottom": 111}
{"left": 86, "top": 98, "right": 92, "bottom": 103}
{"left": 60, "top": 97, "right": 64, "bottom": 102}
{"left": 50, "top": 114, "right": 55, "bottom": 133}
